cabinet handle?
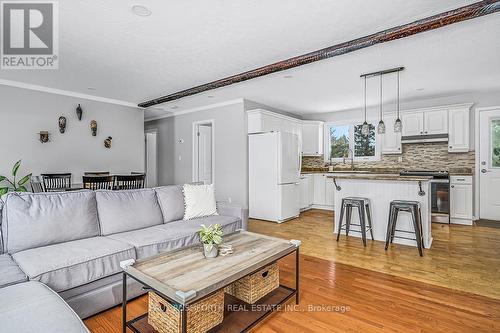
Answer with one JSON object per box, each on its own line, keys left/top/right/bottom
{"left": 451, "top": 185, "right": 455, "bottom": 188}
{"left": 449, "top": 146, "right": 452, "bottom": 148}
{"left": 425, "top": 131, "right": 428, "bottom": 134}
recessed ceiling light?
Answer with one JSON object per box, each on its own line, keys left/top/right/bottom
{"left": 170, "top": 105, "right": 179, "bottom": 109}
{"left": 283, "top": 75, "right": 293, "bottom": 79}
{"left": 87, "top": 87, "right": 96, "bottom": 91}
{"left": 131, "top": 4, "right": 152, "bottom": 17}
{"left": 207, "top": 95, "right": 215, "bottom": 98}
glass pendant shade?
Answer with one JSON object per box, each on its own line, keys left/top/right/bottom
{"left": 394, "top": 118, "right": 402, "bottom": 132}
{"left": 361, "top": 121, "right": 370, "bottom": 136}
{"left": 378, "top": 120, "right": 386, "bottom": 134}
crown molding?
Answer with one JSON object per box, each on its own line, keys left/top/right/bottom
{"left": 144, "top": 98, "right": 245, "bottom": 122}
{"left": 0, "top": 79, "right": 139, "bottom": 108}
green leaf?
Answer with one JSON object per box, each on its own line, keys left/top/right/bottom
{"left": 17, "top": 173, "right": 31, "bottom": 186}
{"left": 12, "top": 160, "right": 21, "bottom": 177}
{"left": 0, "top": 175, "right": 6, "bottom": 182}
{"left": 0, "top": 187, "right": 8, "bottom": 196}
{"left": 16, "top": 186, "right": 27, "bottom": 192}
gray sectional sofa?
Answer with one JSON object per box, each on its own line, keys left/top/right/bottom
{"left": 0, "top": 185, "right": 247, "bottom": 320}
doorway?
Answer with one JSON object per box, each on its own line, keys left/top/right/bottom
{"left": 193, "top": 120, "right": 214, "bottom": 185}
{"left": 145, "top": 129, "right": 158, "bottom": 187}
{"left": 479, "top": 107, "right": 500, "bottom": 221}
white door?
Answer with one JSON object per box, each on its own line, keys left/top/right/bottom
{"left": 278, "top": 132, "right": 300, "bottom": 184}
{"left": 402, "top": 112, "right": 424, "bottom": 136}
{"left": 145, "top": 131, "right": 158, "bottom": 187}
{"left": 424, "top": 110, "right": 448, "bottom": 135}
{"left": 448, "top": 107, "right": 470, "bottom": 152}
{"left": 194, "top": 122, "right": 213, "bottom": 184}
{"left": 480, "top": 109, "right": 500, "bottom": 221}
{"left": 381, "top": 114, "right": 402, "bottom": 154}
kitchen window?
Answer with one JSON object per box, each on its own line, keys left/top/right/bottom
{"left": 325, "top": 122, "right": 380, "bottom": 162}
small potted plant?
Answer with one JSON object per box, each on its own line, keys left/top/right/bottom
{"left": 0, "top": 160, "right": 31, "bottom": 196}
{"left": 198, "top": 224, "right": 223, "bottom": 258}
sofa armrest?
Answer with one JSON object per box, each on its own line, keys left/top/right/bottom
{"left": 217, "top": 202, "right": 248, "bottom": 231}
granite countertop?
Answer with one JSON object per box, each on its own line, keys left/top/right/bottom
{"left": 301, "top": 167, "right": 474, "bottom": 176}
{"left": 326, "top": 174, "right": 433, "bottom": 181}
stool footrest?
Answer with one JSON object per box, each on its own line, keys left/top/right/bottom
{"left": 392, "top": 235, "right": 418, "bottom": 242}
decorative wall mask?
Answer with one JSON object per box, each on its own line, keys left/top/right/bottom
{"left": 104, "top": 136, "right": 112, "bottom": 149}
{"left": 58, "top": 116, "right": 67, "bottom": 133}
{"left": 90, "top": 120, "right": 97, "bottom": 136}
{"left": 76, "top": 104, "right": 83, "bottom": 121}
{"left": 38, "top": 131, "right": 49, "bottom": 143}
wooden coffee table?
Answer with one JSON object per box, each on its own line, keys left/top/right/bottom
{"left": 121, "top": 230, "right": 300, "bottom": 333}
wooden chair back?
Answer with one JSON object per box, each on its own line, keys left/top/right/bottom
{"left": 82, "top": 175, "right": 115, "bottom": 190}
{"left": 41, "top": 173, "right": 71, "bottom": 192}
{"left": 115, "top": 174, "right": 146, "bottom": 190}
{"left": 30, "top": 176, "right": 45, "bottom": 193}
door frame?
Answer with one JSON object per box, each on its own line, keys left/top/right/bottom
{"left": 144, "top": 128, "right": 158, "bottom": 187}
{"left": 475, "top": 106, "right": 500, "bottom": 220}
{"left": 192, "top": 119, "right": 215, "bottom": 184}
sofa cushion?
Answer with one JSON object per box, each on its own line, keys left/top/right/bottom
{"left": 0, "top": 253, "right": 27, "bottom": 288}
{"left": 107, "top": 215, "right": 242, "bottom": 259}
{"left": 12, "top": 237, "right": 135, "bottom": 292}
{"left": 0, "top": 281, "right": 89, "bottom": 333}
{"left": 96, "top": 188, "right": 163, "bottom": 235}
{"left": 1, "top": 191, "right": 99, "bottom": 254}
{"left": 154, "top": 185, "right": 185, "bottom": 223}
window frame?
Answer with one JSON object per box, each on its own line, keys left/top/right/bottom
{"left": 324, "top": 121, "right": 381, "bottom": 163}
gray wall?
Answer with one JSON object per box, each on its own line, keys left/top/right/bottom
{"left": 145, "top": 101, "right": 249, "bottom": 207}
{"left": 0, "top": 85, "right": 144, "bottom": 184}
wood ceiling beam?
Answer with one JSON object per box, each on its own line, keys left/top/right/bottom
{"left": 139, "top": 1, "right": 500, "bottom": 108}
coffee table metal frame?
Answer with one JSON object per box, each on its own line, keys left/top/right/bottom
{"left": 122, "top": 246, "right": 299, "bottom": 333}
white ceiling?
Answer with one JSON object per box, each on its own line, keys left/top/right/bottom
{"left": 1, "top": 0, "right": 498, "bottom": 120}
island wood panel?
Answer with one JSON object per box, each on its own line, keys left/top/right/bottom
{"left": 333, "top": 178, "right": 432, "bottom": 248}
{"left": 86, "top": 254, "right": 500, "bottom": 333}
{"left": 249, "top": 210, "right": 500, "bottom": 301}
{"left": 127, "top": 231, "right": 296, "bottom": 304}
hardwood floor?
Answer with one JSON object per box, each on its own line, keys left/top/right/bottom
{"left": 85, "top": 209, "right": 500, "bottom": 332}
{"left": 85, "top": 254, "right": 500, "bottom": 333}
{"left": 249, "top": 209, "right": 500, "bottom": 300}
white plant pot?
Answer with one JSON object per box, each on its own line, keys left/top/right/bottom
{"left": 203, "top": 244, "right": 218, "bottom": 258}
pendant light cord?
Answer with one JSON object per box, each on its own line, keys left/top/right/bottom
{"left": 397, "top": 71, "right": 400, "bottom": 118}
{"left": 364, "top": 76, "right": 367, "bottom": 122}
{"left": 380, "top": 74, "right": 383, "bottom": 119}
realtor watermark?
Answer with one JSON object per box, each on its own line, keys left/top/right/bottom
{"left": 0, "top": 0, "right": 58, "bottom": 69}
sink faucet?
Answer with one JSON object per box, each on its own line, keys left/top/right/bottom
{"left": 343, "top": 148, "right": 354, "bottom": 170}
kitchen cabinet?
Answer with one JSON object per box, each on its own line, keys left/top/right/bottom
{"left": 402, "top": 109, "right": 447, "bottom": 136}
{"left": 450, "top": 176, "right": 473, "bottom": 225}
{"left": 380, "top": 114, "right": 402, "bottom": 154}
{"left": 299, "top": 175, "right": 313, "bottom": 210}
{"left": 247, "top": 109, "right": 302, "bottom": 150}
{"left": 302, "top": 121, "right": 324, "bottom": 155}
{"left": 312, "top": 174, "right": 334, "bottom": 210}
{"left": 448, "top": 107, "right": 470, "bottom": 152}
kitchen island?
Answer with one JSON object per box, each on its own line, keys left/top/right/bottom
{"left": 330, "top": 173, "right": 433, "bottom": 249}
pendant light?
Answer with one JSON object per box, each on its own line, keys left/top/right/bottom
{"left": 361, "top": 76, "right": 370, "bottom": 136}
{"left": 394, "top": 70, "right": 402, "bottom": 132}
{"left": 377, "top": 74, "right": 386, "bottom": 134}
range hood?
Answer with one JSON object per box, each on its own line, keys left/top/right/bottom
{"left": 401, "top": 134, "right": 448, "bottom": 144}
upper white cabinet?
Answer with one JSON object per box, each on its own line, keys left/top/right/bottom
{"left": 380, "top": 114, "right": 402, "bottom": 154}
{"left": 448, "top": 106, "right": 471, "bottom": 152}
{"left": 402, "top": 109, "right": 448, "bottom": 136}
{"left": 301, "top": 121, "right": 324, "bottom": 155}
{"left": 247, "top": 109, "right": 302, "bottom": 144}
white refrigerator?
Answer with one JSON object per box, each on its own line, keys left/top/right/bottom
{"left": 249, "top": 132, "right": 301, "bottom": 222}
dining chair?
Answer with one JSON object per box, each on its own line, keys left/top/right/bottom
{"left": 84, "top": 172, "right": 110, "bottom": 176}
{"left": 82, "top": 176, "right": 115, "bottom": 190}
{"left": 41, "top": 173, "right": 72, "bottom": 192}
{"left": 30, "top": 176, "right": 45, "bottom": 193}
{"left": 114, "top": 174, "right": 146, "bottom": 190}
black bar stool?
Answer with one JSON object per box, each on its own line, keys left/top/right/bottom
{"left": 385, "top": 200, "right": 424, "bottom": 256}
{"left": 336, "top": 197, "right": 374, "bottom": 246}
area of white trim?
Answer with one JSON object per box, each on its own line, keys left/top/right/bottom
{"left": 144, "top": 98, "right": 245, "bottom": 121}
{"left": 0, "top": 78, "right": 139, "bottom": 108}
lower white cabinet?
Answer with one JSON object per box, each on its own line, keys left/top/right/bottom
{"left": 450, "top": 176, "right": 473, "bottom": 225}
{"left": 299, "top": 175, "right": 313, "bottom": 210}
{"left": 311, "top": 174, "right": 334, "bottom": 210}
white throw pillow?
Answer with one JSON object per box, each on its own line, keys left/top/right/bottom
{"left": 183, "top": 183, "right": 218, "bottom": 220}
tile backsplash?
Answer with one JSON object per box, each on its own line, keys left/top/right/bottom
{"left": 302, "top": 142, "right": 475, "bottom": 172}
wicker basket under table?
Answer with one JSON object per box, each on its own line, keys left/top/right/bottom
{"left": 148, "top": 289, "right": 224, "bottom": 333}
{"left": 225, "top": 262, "right": 280, "bottom": 304}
